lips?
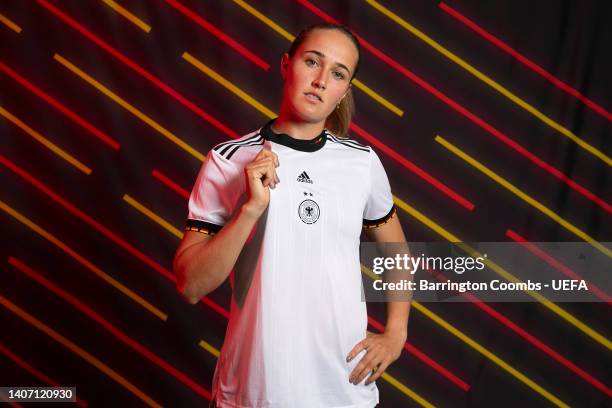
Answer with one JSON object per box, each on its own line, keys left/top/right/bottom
{"left": 304, "top": 92, "right": 323, "bottom": 102}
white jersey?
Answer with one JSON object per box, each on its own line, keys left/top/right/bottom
{"left": 185, "top": 118, "right": 396, "bottom": 408}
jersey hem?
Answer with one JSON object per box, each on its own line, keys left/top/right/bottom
{"left": 185, "top": 218, "right": 223, "bottom": 235}
{"left": 363, "top": 205, "right": 396, "bottom": 229}
{"left": 212, "top": 396, "right": 378, "bottom": 408}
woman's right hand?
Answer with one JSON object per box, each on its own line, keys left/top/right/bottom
{"left": 243, "top": 147, "right": 279, "bottom": 218}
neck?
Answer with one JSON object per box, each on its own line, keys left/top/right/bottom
{"left": 272, "top": 112, "right": 325, "bottom": 140}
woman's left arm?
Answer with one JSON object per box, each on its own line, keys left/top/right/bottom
{"left": 347, "top": 214, "right": 411, "bottom": 386}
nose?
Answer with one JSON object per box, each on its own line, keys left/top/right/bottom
{"left": 312, "top": 71, "right": 327, "bottom": 90}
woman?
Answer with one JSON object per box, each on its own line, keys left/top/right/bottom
{"left": 173, "top": 22, "right": 410, "bottom": 408}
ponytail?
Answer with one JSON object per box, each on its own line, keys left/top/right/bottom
{"left": 324, "top": 85, "right": 355, "bottom": 138}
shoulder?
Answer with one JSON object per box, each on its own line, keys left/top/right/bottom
{"left": 324, "top": 130, "right": 371, "bottom": 154}
{"left": 210, "top": 128, "right": 265, "bottom": 162}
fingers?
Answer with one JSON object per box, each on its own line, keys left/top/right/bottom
{"left": 258, "top": 150, "right": 279, "bottom": 187}
{"left": 248, "top": 161, "right": 276, "bottom": 187}
{"left": 364, "top": 359, "right": 389, "bottom": 385}
{"left": 246, "top": 150, "right": 280, "bottom": 188}
{"left": 256, "top": 148, "right": 280, "bottom": 168}
{"left": 346, "top": 338, "right": 369, "bottom": 362}
{"left": 349, "top": 345, "right": 387, "bottom": 385}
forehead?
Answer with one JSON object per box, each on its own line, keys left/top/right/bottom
{"left": 297, "top": 29, "right": 358, "bottom": 70}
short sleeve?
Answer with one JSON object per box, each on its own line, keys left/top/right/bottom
{"left": 185, "top": 148, "right": 240, "bottom": 235}
{"left": 363, "top": 149, "right": 396, "bottom": 229}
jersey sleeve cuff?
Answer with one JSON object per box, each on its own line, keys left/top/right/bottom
{"left": 363, "top": 205, "right": 396, "bottom": 229}
{"left": 185, "top": 219, "right": 223, "bottom": 235}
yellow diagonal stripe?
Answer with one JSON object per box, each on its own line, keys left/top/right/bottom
{"left": 412, "top": 301, "right": 569, "bottom": 407}
{"left": 1, "top": 106, "right": 92, "bottom": 175}
{"left": 0, "top": 295, "right": 162, "bottom": 408}
{"left": 367, "top": 0, "right": 611, "bottom": 166}
{"left": 199, "top": 340, "right": 221, "bottom": 358}
{"left": 392, "top": 195, "right": 460, "bottom": 243}
{"left": 53, "top": 53, "right": 205, "bottom": 162}
{"left": 361, "top": 263, "right": 570, "bottom": 406}
{"left": 123, "top": 194, "right": 183, "bottom": 238}
{"left": 233, "top": 0, "right": 294, "bottom": 41}
{"left": 0, "top": 13, "right": 22, "bottom": 33}
{"left": 101, "top": 0, "right": 151, "bottom": 32}
{"left": 0, "top": 200, "right": 167, "bottom": 321}
{"left": 435, "top": 135, "right": 612, "bottom": 259}
{"left": 231, "top": 0, "right": 404, "bottom": 117}
{"left": 379, "top": 372, "right": 435, "bottom": 408}
{"left": 183, "top": 52, "right": 276, "bottom": 119}
{"left": 392, "top": 178, "right": 611, "bottom": 350}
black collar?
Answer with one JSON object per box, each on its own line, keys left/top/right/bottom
{"left": 260, "top": 118, "right": 327, "bottom": 152}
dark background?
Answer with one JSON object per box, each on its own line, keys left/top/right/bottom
{"left": 1, "top": 0, "right": 610, "bottom": 407}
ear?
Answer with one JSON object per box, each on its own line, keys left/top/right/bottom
{"left": 280, "top": 53, "right": 290, "bottom": 80}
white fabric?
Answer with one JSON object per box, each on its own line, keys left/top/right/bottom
{"left": 186, "top": 123, "right": 394, "bottom": 408}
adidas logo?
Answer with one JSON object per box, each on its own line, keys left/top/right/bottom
{"left": 297, "top": 171, "right": 313, "bottom": 184}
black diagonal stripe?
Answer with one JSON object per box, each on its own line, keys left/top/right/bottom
{"left": 327, "top": 133, "right": 368, "bottom": 148}
{"left": 226, "top": 136, "right": 264, "bottom": 160}
{"left": 214, "top": 132, "right": 262, "bottom": 157}
{"left": 303, "top": 171, "right": 310, "bottom": 179}
{"left": 218, "top": 133, "right": 261, "bottom": 156}
{"left": 326, "top": 133, "right": 370, "bottom": 152}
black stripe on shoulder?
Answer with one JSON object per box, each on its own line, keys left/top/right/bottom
{"left": 214, "top": 132, "right": 262, "bottom": 157}
{"left": 226, "top": 136, "right": 264, "bottom": 160}
{"left": 185, "top": 219, "right": 223, "bottom": 235}
{"left": 327, "top": 133, "right": 370, "bottom": 152}
{"left": 327, "top": 132, "right": 369, "bottom": 149}
{"left": 363, "top": 205, "right": 397, "bottom": 229}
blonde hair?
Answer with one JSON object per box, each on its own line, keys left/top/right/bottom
{"left": 287, "top": 23, "right": 361, "bottom": 138}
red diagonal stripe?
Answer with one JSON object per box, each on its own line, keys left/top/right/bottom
{"left": 8, "top": 256, "right": 212, "bottom": 401}
{"left": 506, "top": 229, "right": 612, "bottom": 305}
{"left": 368, "top": 317, "right": 471, "bottom": 392}
{"left": 1, "top": 154, "right": 229, "bottom": 319}
{"left": 152, "top": 169, "right": 190, "bottom": 199}
{"left": 0, "top": 342, "right": 89, "bottom": 407}
{"left": 164, "top": 0, "right": 270, "bottom": 70}
{"left": 0, "top": 60, "right": 120, "bottom": 150}
{"left": 37, "top": 0, "right": 240, "bottom": 140}
{"left": 350, "top": 122, "right": 475, "bottom": 210}
{"left": 296, "top": 0, "right": 612, "bottom": 215}
{"left": 424, "top": 263, "right": 612, "bottom": 397}
{"left": 439, "top": 2, "right": 612, "bottom": 122}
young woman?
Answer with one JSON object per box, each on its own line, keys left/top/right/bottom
{"left": 173, "top": 22, "right": 410, "bottom": 408}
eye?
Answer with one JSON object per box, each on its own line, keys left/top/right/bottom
{"left": 333, "top": 71, "right": 345, "bottom": 80}
{"left": 305, "top": 58, "right": 318, "bottom": 67}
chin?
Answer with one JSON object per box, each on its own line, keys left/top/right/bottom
{"left": 290, "top": 110, "right": 322, "bottom": 124}
{"left": 291, "top": 103, "right": 330, "bottom": 123}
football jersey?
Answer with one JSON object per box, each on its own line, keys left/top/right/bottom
{"left": 185, "top": 118, "right": 396, "bottom": 408}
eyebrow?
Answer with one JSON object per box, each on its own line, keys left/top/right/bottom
{"left": 304, "top": 50, "right": 351, "bottom": 75}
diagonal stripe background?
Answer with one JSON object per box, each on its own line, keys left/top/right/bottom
{"left": 1, "top": 0, "right": 610, "bottom": 406}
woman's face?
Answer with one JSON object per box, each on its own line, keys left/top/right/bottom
{"left": 281, "top": 29, "right": 358, "bottom": 124}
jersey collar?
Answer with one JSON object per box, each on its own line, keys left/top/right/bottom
{"left": 260, "top": 118, "right": 327, "bottom": 152}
